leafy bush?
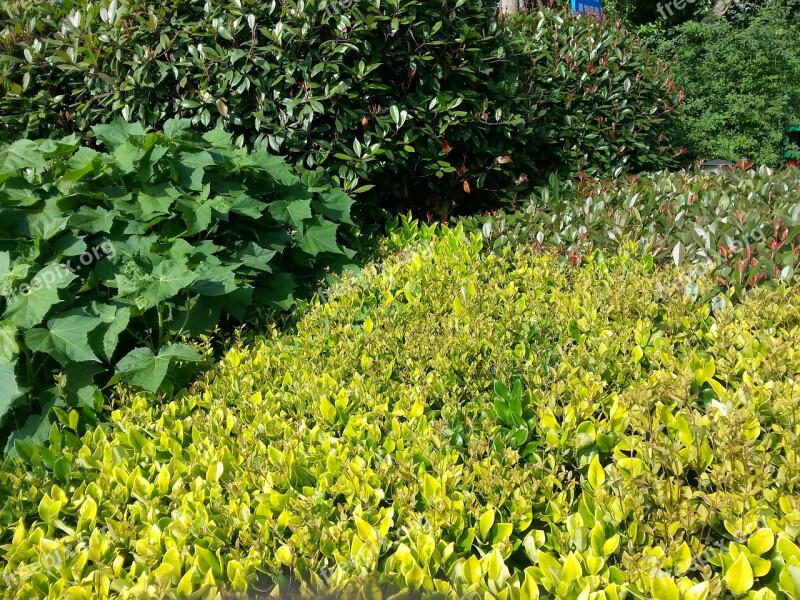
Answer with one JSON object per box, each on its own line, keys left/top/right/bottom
{"left": 462, "top": 167, "right": 800, "bottom": 293}
{"left": 655, "top": 0, "right": 800, "bottom": 165}
{"left": 504, "top": 9, "right": 685, "bottom": 180}
{"left": 2, "top": 226, "right": 800, "bottom": 599}
{"left": 0, "top": 119, "right": 354, "bottom": 448}
{"left": 0, "top": 0, "right": 682, "bottom": 214}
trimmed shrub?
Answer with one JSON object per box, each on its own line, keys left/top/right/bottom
{"left": 504, "top": 10, "right": 685, "bottom": 181}
{"left": 1, "top": 226, "right": 800, "bottom": 598}
{"left": 0, "top": 0, "right": 682, "bottom": 214}
{"left": 462, "top": 166, "right": 800, "bottom": 293}
{"left": 0, "top": 119, "right": 354, "bottom": 448}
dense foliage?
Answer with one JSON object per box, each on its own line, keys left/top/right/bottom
{"left": 462, "top": 167, "right": 800, "bottom": 293}
{"left": 655, "top": 0, "right": 800, "bottom": 165}
{"left": 0, "top": 0, "right": 682, "bottom": 214}
{"left": 503, "top": 10, "right": 684, "bottom": 183}
{"left": 0, "top": 119, "right": 353, "bottom": 449}
{"left": 1, "top": 227, "right": 799, "bottom": 598}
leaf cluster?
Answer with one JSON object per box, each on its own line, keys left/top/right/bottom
{"left": 1, "top": 227, "right": 799, "bottom": 599}
{"left": 0, "top": 119, "right": 354, "bottom": 448}
{"left": 0, "top": 0, "right": 682, "bottom": 216}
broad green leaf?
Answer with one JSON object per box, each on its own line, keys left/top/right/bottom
{"left": 140, "top": 260, "right": 197, "bottom": 306}
{"left": 0, "top": 139, "right": 46, "bottom": 173}
{"left": 0, "top": 362, "right": 22, "bottom": 423}
{"left": 92, "top": 119, "right": 147, "bottom": 149}
{"left": 5, "top": 275, "right": 62, "bottom": 328}
{"left": 25, "top": 314, "right": 102, "bottom": 364}
{"left": 297, "top": 217, "right": 341, "bottom": 256}
{"left": 269, "top": 199, "right": 312, "bottom": 229}
{"left": 0, "top": 321, "right": 19, "bottom": 363}
{"left": 63, "top": 362, "right": 103, "bottom": 411}
{"left": 88, "top": 304, "right": 131, "bottom": 362}
{"left": 244, "top": 151, "right": 299, "bottom": 185}
{"left": 176, "top": 151, "right": 215, "bottom": 191}
{"left": 313, "top": 187, "right": 354, "bottom": 225}
{"left": 115, "top": 344, "right": 202, "bottom": 392}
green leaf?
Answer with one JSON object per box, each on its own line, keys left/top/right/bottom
{"left": 114, "top": 344, "right": 202, "bottom": 392}
{"left": 176, "top": 151, "right": 215, "bottom": 191}
{"left": 0, "top": 139, "right": 46, "bottom": 173}
{"left": 259, "top": 272, "right": 295, "bottom": 311}
{"left": 5, "top": 275, "right": 63, "bottom": 328}
{"left": 269, "top": 199, "right": 313, "bottom": 229}
{"left": 63, "top": 362, "right": 103, "bottom": 411}
{"left": 140, "top": 260, "right": 197, "bottom": 306}
{"left": 297, "top": 217, "right": 342, "bottom": 256}
{"left": 92, "top": 119, "right": 147, "bottom": 149}
{"left": 0, "top": 321, "right": 19, "bottom": 363}
{"left": 88, "top": 304, "right": 131, "bottom": 362}
{"left": 313, "top": 188, "right": 355, "bottom": 225}
{"left": 25, "top": 314, "right": 102, "bottom": 364}
{"left": 0, "top": 362, "right": 22, "bottom": 423}
{"left": 244, "top": 152, "right": 299, "bottom": 185}
{"left": 53, "top": 456, "right": 71, "bottom": 483}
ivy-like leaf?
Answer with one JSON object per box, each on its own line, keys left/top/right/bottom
{"left": 25, "top": 314, "right": 102, "bottom": 364}
{"left": 0, "top": 362, "right": 22, "bottom": 423}
{"left": 139, "top": 260, "right": 197, "bottom": 306}
{"left": 296, "top": 217, "right": 342, "bottom": 256}
{"left": 114, "top": 344, "right": 202, "bottom": 392}
{"left": 0, "top": 139, "right": 47, "bottom": 173}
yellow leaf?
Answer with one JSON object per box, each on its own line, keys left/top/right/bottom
{"left": 588, "top": 455, "right": 605, "bottom": 489}
{"left": 684, "top": 581, "right": 709, "bottom": 600}
{"left": 650, "top": 575, "right": 679, "bottom": 600}
{"left": 724, "top": 552, "right": 754, "bottom": 596}
{"left": 479, "top": 508, "right": 495, "bottom": 539}
{"left": 561, "top": 553, "right": 582, "bottom": 583}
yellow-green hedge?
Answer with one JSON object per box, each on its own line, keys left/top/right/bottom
{"left": 1, "top": 227, "right": 800, "bottom": 599}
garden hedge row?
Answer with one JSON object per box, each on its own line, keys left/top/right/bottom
{"left": 1, "top": 226, "right": 799, "bottom": 599}
{"left": 462, "top": 166, "right": 800, "bottom": 294}
{"left": 0, "top": 1, "right": 682, "bottom": 214}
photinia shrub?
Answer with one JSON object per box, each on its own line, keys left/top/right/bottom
{"left": 0, "top": 0, "right": 682, "bottom": 215}
{"left": 0, "top": 119, "right": 354, "bottom": 448}
{"left": 463, "top": 166, "right": 800, "bottom": 294}
{"left": 503, "top": 9, "right": 686, "bottom": 181}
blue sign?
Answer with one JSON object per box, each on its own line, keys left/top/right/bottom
{"left": 571, "top": 0, "right": 603, "bottom": 19}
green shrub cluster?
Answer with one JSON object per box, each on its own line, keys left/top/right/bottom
{"left": 1, "top": 227, "right": 800, "bottom": 599}
{"left": 0, "top": 0, "right": 682, "bottom": 213}
{"left": 0, "top": 119, "right": 354, "bottom": 449}
{"left": 654, "top": 0, "right": 800, "bottom": 165}
{"left": 505, "top": 10, "right": 684, "bottom": 180}
{"left": 462, "top": 167, "right": 800, "bottom": 293}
